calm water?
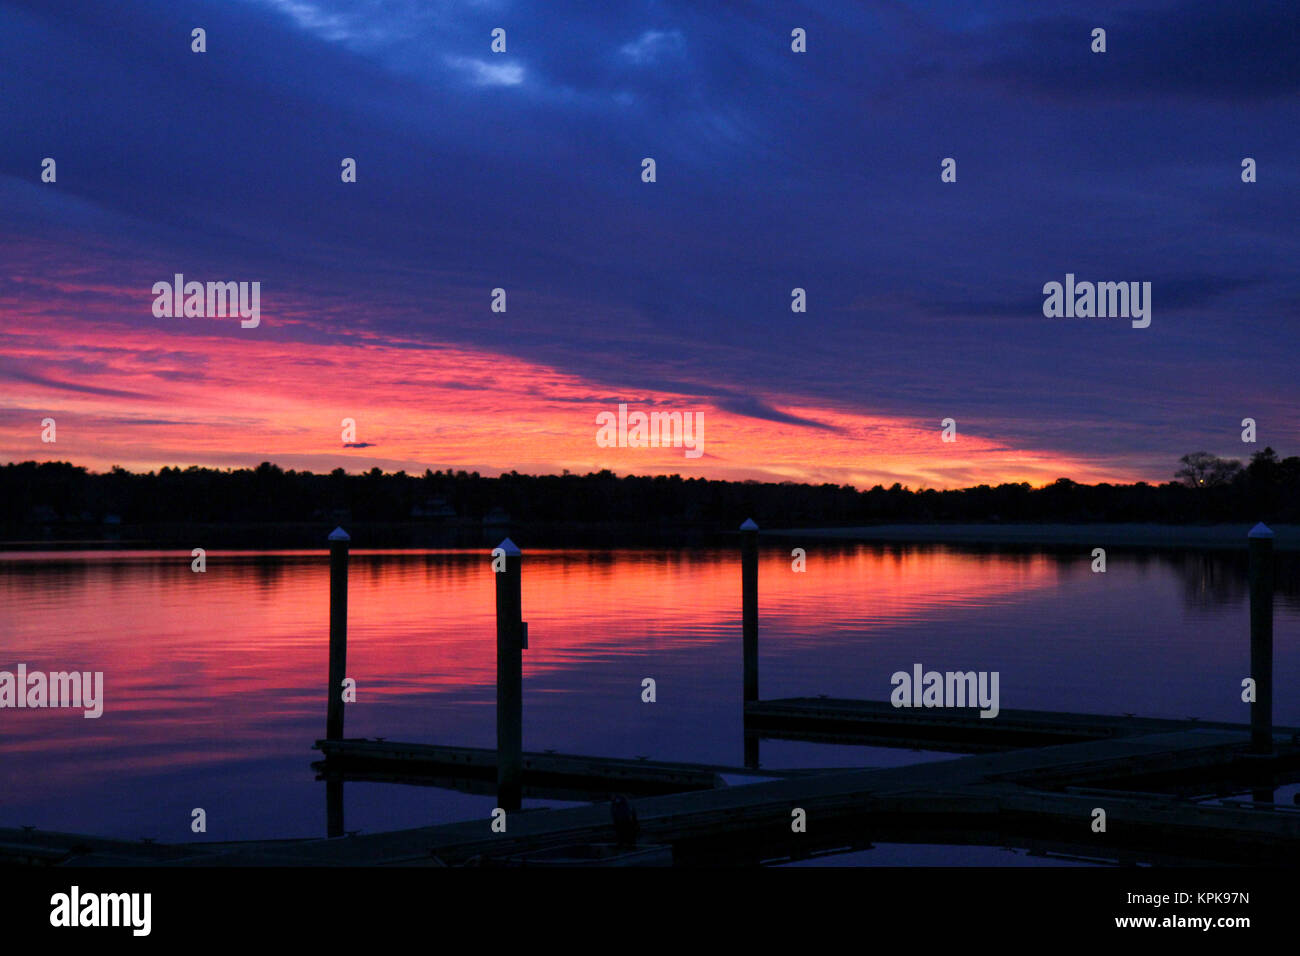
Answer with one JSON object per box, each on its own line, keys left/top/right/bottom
{"left": 2, "top": 544, "right": 1298, "bottom": 860}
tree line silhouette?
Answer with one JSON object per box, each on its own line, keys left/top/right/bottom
{"left": 3, "top": 448, "right": 1298, "bottom": 533}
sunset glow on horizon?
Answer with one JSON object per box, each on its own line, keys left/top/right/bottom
{"left": 2, "top": 265, "right": 1145, "bottom": 490}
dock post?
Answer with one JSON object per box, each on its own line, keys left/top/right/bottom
{"left": 743, "top": 727, "right": 760, "bottom": 771}
{"left": 326, "top": 778, "right": 344, "bottom": 839}
{"left": 1248, "top": 522, "right": 1274, "bottom": 755}
{"left": 326, "top": 527, "right": 350, "bottom": 741}
{"left": 741, "top": 519, "right": 759, "bottom": 706}
{"left": 495, "top": 538, "right": 524, "bottom": 811}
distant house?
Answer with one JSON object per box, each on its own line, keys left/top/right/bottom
{"left": 482, "top": 506, "right": 510, "bottom": 527}
{"left": 29, "top": 504, "right": 58, "bottom": 524}
{"left": 410, "top": 496, "right": 456, "bottom": 519}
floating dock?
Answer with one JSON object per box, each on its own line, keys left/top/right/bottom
{"left": 8, "top": 728, "right": 1300, "bottom": 867}
{"left": 744, "top": 697, "right": 1297, "bottom": 753}
{"left": 312, "top": 738, "right": 802, "bottom": 795}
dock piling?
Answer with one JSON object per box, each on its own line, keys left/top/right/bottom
{"left": 1248, "top": 522, "right": 1274, "bottom": 755}
{"left": 741, "top": 519, "right": 760, "bottom": 768}
{"left": 326, "top": 527, "right": 350, "bottom": 741}
{"left": 741, "top": 519, "right": 759, "bottom": 705}
{"left": 326, "top": 778, "right": 344, "bottom": 838}
{"left": 495, "top": 538, "right": 524, "bottom": 810}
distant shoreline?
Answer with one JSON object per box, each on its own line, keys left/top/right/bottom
{"left": 2, "top": 521, "right": 1297, "bottom": 552}
{"left": 767, "top": 523, "right": 1300, "bottom": 551}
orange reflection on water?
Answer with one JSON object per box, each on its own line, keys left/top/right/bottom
{"left": 1, "top": 546, "right": 1063, "bottom": 744}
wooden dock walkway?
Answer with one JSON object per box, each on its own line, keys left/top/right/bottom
{"left": 304, "top": 729, "right": 1300, "bottom": 866}
{"left": 744, "top": 697, "right": 1296, "bottom": 753}
{"left": 194, "top": 730, "right": 1300, "bottom": 866}
{"left": 9, "top": 727, "right": 1298, "bottom": 867}
{"left": 312, "top": 738, "right": 852, "bottom": 797}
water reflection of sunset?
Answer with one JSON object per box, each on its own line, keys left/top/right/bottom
{"left": 4, "top": 547, "right": 1297, "bottom": 841}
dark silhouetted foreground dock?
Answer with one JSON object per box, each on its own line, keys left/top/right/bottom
{"left": 6, "top": 728, "right": 1300, "bottom": 866}
{"left": 312, "top": 738, "right": 842, "bottom": 796}
{"left": 744, "top": 697, "right": 1293, "bottom": 753}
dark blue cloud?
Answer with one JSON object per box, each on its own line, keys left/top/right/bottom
{"left": 975, "top": 1, "right": 1300, "bottom": 104}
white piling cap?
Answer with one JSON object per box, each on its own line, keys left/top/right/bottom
{"left": 496, "top": 537, "right": 521, "bottom": 555}
{"left": 1248, "top": 522, "right": 1274, "bottom": 539}
{"left": 740, "top": 518, "right": 759, "bottom": 531}
{"left": 328, "top": 527, "right": 350, "bottom": 541}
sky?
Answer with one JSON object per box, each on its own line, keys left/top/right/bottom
{"left": 2, "top": 0, "right": 1297, "bottom": 489}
